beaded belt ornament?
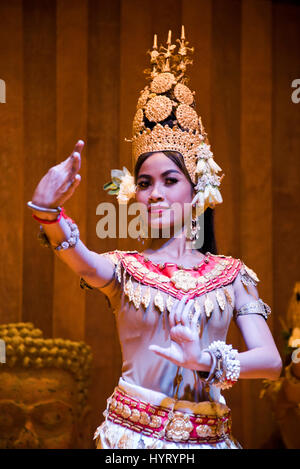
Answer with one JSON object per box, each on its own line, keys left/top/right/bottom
{"left": 105, "top": 387, "right": 232, "bottom": 445}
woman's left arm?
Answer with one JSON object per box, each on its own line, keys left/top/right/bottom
{"left": 233, "top": 314, "right": 282, "bottom": 380}
{"left": 231, "top": 270, "right": 282, "bottom": 380}
{"left": 149, "top": 275, "right": 283, "bottom": 381}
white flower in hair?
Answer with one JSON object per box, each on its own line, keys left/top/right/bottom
{"left": 103, "top": 166, "right": 136, "bottom": 204}
{"left": 196, "top": 143, "right": 214, "bottom": 160}
{"left": 117, "top": 168, "right": 136, "bottom": 204}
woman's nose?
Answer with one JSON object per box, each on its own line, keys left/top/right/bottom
{"left": 148, "top": 183, "right": 164, "bottom": 202}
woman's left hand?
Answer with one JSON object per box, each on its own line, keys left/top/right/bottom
{"left": 149, "top": 295, "right": 204, "bottom": 370}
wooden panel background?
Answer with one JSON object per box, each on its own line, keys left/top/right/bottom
{"left": 0, "top": 0, "right": 299, "bottom": 449}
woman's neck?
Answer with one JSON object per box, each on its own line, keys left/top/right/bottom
{"left": 141, "top": 230, "right": 204, "bottom": 263}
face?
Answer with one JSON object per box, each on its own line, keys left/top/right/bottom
{"left": 0, "top": 368, "right": 82, "bottom": 449}
{"left": 135, "top": 152, "right": 194, "bottom": 236}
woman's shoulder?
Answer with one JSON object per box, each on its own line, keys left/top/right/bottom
{"left": 99, "top": 249, "right": 138, "bottom": 264}
{"left": 211, "top": 252, "right": 260, "bottom": 286}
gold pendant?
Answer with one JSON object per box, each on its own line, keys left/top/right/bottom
{"left": 154, "top": 290, "right": 164, "bottom": 313}
{"left": 194, "top": 298, "right": 202, "bottom": 316}
{"left": 133, "top": 283, "right": 142, "bottom": 309}
{"left": 141, "top": 286, "right": 151, "bottom": 309}
{"left": 216, "top": 290, "right": 226, "bottom": 311}
{"left": 124, "top": 276, "right": 134, "bottom": 302}
{"left": 166, "top": 295, "right": 175, "bottom": 313}
{"left": 170, "top": 270, "right": 198, "bottom": 291}
{"left": 116, "top": 260, "right": 122, "bottom": 283}
{"left": 243, "top": 264, "right": 259, "bottom": 284}
{"left": 224, "top": 288, "right": 232, "bottom": 306}
{"left": 204, "top": 295, "right": 214, "bottom": 318}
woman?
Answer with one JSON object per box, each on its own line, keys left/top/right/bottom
{"left": 27, "top": 28, "right": 282, "bottom": 449}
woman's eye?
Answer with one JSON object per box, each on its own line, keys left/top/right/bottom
{"left": 165, "top": 178, "right": 178, "bottom": 185}
{"left": 137, "top": 178, "right": 178, "bottom": 189}
{"left": 137, "top": 181, "right": 149, "bottom": 189}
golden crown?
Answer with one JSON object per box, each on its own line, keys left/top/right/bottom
{"left": 105, "top": 26, "right": 224, "bottom": 213}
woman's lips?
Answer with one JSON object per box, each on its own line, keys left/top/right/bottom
{"left": 148, "top": 207, "right": 169, "bottom": 213}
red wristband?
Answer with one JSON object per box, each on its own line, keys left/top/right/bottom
{"left": 32, "top": 206, "right": 66, "bottom": 224}
{"left": 32, "top": 212, "right": 62, "bottom": 224}
{"left": 32, "top": 206, "right": 76, "bottom": 225}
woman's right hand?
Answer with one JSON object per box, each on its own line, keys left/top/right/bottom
{"left": 31, "top": 140, "right": 84, "bottom": 215}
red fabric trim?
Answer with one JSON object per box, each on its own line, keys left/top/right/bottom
{"left": 109, "top": 250, "right": 242, "bottom": 300}
{"left": 107, "top": 387, "right": 232, "bottom": 444}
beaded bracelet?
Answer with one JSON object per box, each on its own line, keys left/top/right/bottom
{"left": 53, "top": 218, "right": 80, "bottom": 251}
{"left": 34, "top": 206, "right": 80, "bottom": 252}
{"left": 206, "top": 341, "right": 240, "bottom": 390}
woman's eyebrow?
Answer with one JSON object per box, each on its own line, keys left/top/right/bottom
{"left": 137, "top": 169, "right": 181, "bottom": 180}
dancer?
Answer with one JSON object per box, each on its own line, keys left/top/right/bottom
{"left": 27, "top": 27, "right": 282, "bottom": 449}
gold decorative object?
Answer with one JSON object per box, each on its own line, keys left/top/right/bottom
{"left": 150, "top": 72, "right": 177, "bottom": 93}
{"left": 132, "top": 108, "right": 145, "bottom": 135}
{"left": 0, "top": 323, "right": 92, "bottom": 449}
{"left": 144, "top": 95, "right": 173, "bottom": 122}
{"left": 141, "top": 286, "right": 151, "bottom": 309}
{"left": 204, "top": 296, "right": 214, "bottom": 318}
{"left": 137, "top": 87, "right": 150, "bottom": 110}
{"left": 133, "top": 283, "right": 142, "bottom": 309}
{"left": 170, "top": 270, "right": 198, "bottom": 291}
{"left": 174, "top": 83, "right": 194, "bottom": 105}
{"left": 216, "top": 290, "right": 226, "bottom": 311}
{"left": 154, "top": 290, "right": 165, "bottom": 313}
{"left": 166, "top": 295, "right": 176, "bottom": 313}
{"left": 165, "top": 411, "right": 193, "bottom": 442}
{"left": 104, "top": 27, "right": 224, "bottom": 213}
{"left": 150, "top": 415, "right": 162, "bottom": 428}
{"left": 176, "top": 104, "right": 199, "bottom": 131}
{"left": 224, "top": 289, "right": 233, "bottom": 307}
{"left": 244, "top": 265, "right": 260, "bottom": 284}
{"left": 102, "top": 250, "right": 243, "bottom": 319}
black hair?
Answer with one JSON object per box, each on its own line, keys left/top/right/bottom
{"left": 134, "top": 151, "right": 218, "bottom": 255}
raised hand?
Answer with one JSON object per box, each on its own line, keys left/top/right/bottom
{"left": 31, "top": 140, "right": 84, "bottom": 209}
{"left": 149, "top": 294, "right": 204, "bottom": 370}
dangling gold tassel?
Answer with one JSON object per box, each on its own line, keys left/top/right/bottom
{"left": 216, "top": 289, "right": 226, "bottom": 311}
{"left": 223, "top": 288, "right": 232, "bottom": 307}
{"left": 133, "top": 282, "right": 142, "bottom": 309}
{"left": 141, "top": 285, "right": 151, "bottom": 308}
{"left": 204, "top": 294, "right": 214, "bottom": 318}
{"left": 154, "top": 289, "right": 164, "bottom": 313}
{"left": 166, "top": 294, "right": 175, "bottom": 313}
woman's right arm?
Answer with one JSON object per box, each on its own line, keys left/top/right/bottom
{"left": 30, "top": 140, "right": 115, "bottom": 288}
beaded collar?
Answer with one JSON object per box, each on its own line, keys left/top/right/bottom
{"left": 100, "top": 250, "right": 260, "bottom": 318}
{"left": 103, "top": 250, "right": 243, "bottom": 300}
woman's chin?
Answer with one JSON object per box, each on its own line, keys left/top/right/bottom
{"left": 147, "top": 220, "right": 184, "bottom": 238}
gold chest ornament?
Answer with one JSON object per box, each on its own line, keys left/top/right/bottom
{"left": 99, "top": 251, "right": 259, "bottom": 322}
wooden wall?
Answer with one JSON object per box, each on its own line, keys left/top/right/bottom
{"left": 0, "top": 0, "right": 299, "bottom": 448}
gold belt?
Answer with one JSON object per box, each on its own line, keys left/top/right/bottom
{"left": 106, "top": 386, "right": 232, "bottom": 444}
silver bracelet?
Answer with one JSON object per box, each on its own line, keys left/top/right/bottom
{"left": 53, "top": 219, "right": 80, "bottom": 251}
{"left": 197, "top": 349, "right": 217, "bottom": 384}
{"left": 235, "top": 298, "right": 271, "bottom": 321}
{"left": 27, "top": 201, "right": 62, "bottom": 214}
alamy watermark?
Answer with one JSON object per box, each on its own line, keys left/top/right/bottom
{"left": 291, "top": 79, "right": 300, "bottom": 104}
{"left": 95, "top": 201, "right": 205, "bottom": 250}
{"left": 0, "top": 339, "right": 5, "bottom": 363}
{"left": 0, "top": 79, "right": 6, "bottom": 103}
